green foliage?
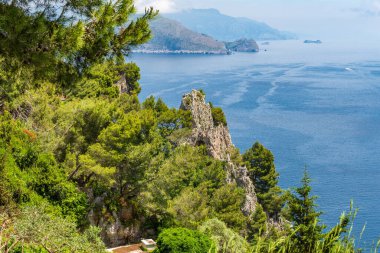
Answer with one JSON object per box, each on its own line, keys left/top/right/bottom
{"left": 249, "top": 207, "right": 358, "bottom": 253}
{"left": 143, "top": 96, "right": 192, "bottom": 138}
{"left": 122, "top": 62, "right": 142, "bottom": 95}
{"left": 27, "top": 153, "right": 88, "bottom": 223}
{"left": 140, "top": 145, "right": 227, "bottom": 223}
{"left": 0, "top": 1, "right": 369, "bottom": 251}
{"left": 74, "top": 2, "right": 157, "bottom": 68}
{"left": 73, "top": 61, "right": 143, "bottom": 98}
{"left": 3, "top": 205, "right": 106, "bottom": 253}
{"left": 9, "top": 83, "right": 60, "bottom": 135}
{"left": 243, "top": 142, "right": 283, "bottom": 218}
{"left": 320, "top": 209, "right": 353, "bottom": 253}
{"left": 79, "top": 109, "right": 163, "bottom": 195}
{"left": 199, "top": 218, "right": 251, "bottom": 253}
{"left": 71, "top": 61, "right": 122, "bottom": 98}
{"left": 0, "top": 112, "right": 87, "bottom": 223}
{"left": 168, "top": 186, "right": 210, "bottom": 229}
{"left": 0, "top": 2, "right": 84, "bottom": 83}
{"left": 210, "top": 184, "right": 247, "bottom": 231}
{"left": 154, "top": 227, "right": 214, "bottom": 253}
{"left": 157, "top": 109, "right": 192, "bottom": 137}
{"left": 285, "top": 170, "right": 324, "bottom": 253}
{"left": 0, "top": 0, "right": 157, "bottom": 105}
{"left": 248, "top": 204, "right": 267, "bottom": 238}
{"left": 210, "top": 107, "right": 227, "bottom": 127}
{"left": 53, "top": 98, "right": 114, "bottom": 162}
{"left": 243, "top": 142, "right": 278, "bottom": 191}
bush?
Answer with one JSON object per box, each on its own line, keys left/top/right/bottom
{"left": 154, "top": 227, "right": 214, "bottom": 253}
{"left": 211, "top": 107, "right": 227, "bottom": 127}
{"left": 199, "top": 218, "right": 251, "bottom": 253}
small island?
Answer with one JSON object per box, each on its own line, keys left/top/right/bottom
{"left": 304, "top": 39, "right": 322, "bottom": 44}
{"left": 225, "top": 38, "right": 259, "bottom": 53}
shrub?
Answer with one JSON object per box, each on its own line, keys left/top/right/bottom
{"left": 154, "top": 227, "right": 214, "bottom": 253}
{"left": 211, "top": 107, "right": 227, "bottom": 127}
{"left": 199, "top": 218, "right": 251, "bottom": 253}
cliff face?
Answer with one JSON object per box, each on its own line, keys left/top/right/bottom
{"left": 180, "top": 90, "right": 257, "bottom": 215}
{"left": 180, "top": 90, "right": 233, "bottom": 160}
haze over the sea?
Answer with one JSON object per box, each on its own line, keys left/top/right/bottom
{"left": 136, "top": 0, "right": 380, "bottom": 42}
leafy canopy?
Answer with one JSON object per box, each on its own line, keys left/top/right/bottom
{"left": 154, "top": 227, "right": 214, "bottom": 253}
{"left": 0, "top": 0, "right": 157, "bottom": 103}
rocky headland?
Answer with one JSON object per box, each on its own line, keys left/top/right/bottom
{"left": 88, "top": 89, "right": 258, "bottom": 246}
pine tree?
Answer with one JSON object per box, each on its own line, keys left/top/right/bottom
{"left": 0, "top": 0, "right": 157, "bottom": 101}
{"left": 287, "top": 170, "right": 323, "bottom": 253}
{"left": 248, "top": 204, "right": 267, "bottom": 239}
{"left": 243, "top": 142, "right": 283, "bottom": 218}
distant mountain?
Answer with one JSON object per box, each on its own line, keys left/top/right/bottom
{"left": 136, "top": 16, "right": 228, "bottom": 54}
{"left": 165, "top": 9, "right": 297, "bottom": 41}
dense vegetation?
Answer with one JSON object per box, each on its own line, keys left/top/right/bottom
{"left": 154, "top": 228, "right": 214, "bottom": 253}
{"left": 0, "top": 0, "right": 370, "bottom": 252}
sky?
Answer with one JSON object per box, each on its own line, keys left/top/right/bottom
{"left": 135, "top": 0, "right": 380, "bottom": 41}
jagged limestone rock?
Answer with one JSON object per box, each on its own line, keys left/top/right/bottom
{"left": 180, "top": 90, "right": 233, "bottom": 161}
{"left": 226, "top": 162, "right": 258, "bottom": 215}
{"left": 180, "top": 90, "right": 257, "bottom": 215}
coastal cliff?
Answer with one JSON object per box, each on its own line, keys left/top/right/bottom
{"left": 86, "top": 90, "right": 258, "bottom": 246}
{"left": 180, "top": 90, "right": 257, "bottom": 215}
{"left": 0, "top": 1, "right": 360, "bottom": 251}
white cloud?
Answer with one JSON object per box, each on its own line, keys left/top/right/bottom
{"left": 135, "top": 0, "right": 178, "bottom": 13}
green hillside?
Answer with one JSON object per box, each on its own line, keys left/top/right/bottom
{"left": 137, "top": 16, "right": 227, "bottom": 54}
{"left": 0, "top": 1, "right": 365, "bottom": 253}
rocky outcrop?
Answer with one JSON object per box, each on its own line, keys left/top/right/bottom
{"left": 225, "top": 162, "right": 257, "bottom": 215}
{"left": 115, "top": 74, "right": 129, "bottom": 94}
{"left": 225, "top": 39, "right": 259, "bottom": 52}
{"left": 180, "top": 90, "right": 233, "bottom": 161}
{"left": 87, "top": 192, "right": 153, "bottom": 247}
{"left": 180, "top": 90, "right": 257, "bottom": 214}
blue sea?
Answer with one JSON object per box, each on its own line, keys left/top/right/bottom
{"left": 129, "top": 40, "right": 380, "bottom": 248}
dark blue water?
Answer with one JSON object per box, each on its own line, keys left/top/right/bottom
{"left": 129, "top": 40, "right": 380, "bottom": 248}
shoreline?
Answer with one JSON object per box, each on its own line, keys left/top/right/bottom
{"left": 132, "top": 49, "right": 230, "bottom": 55}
